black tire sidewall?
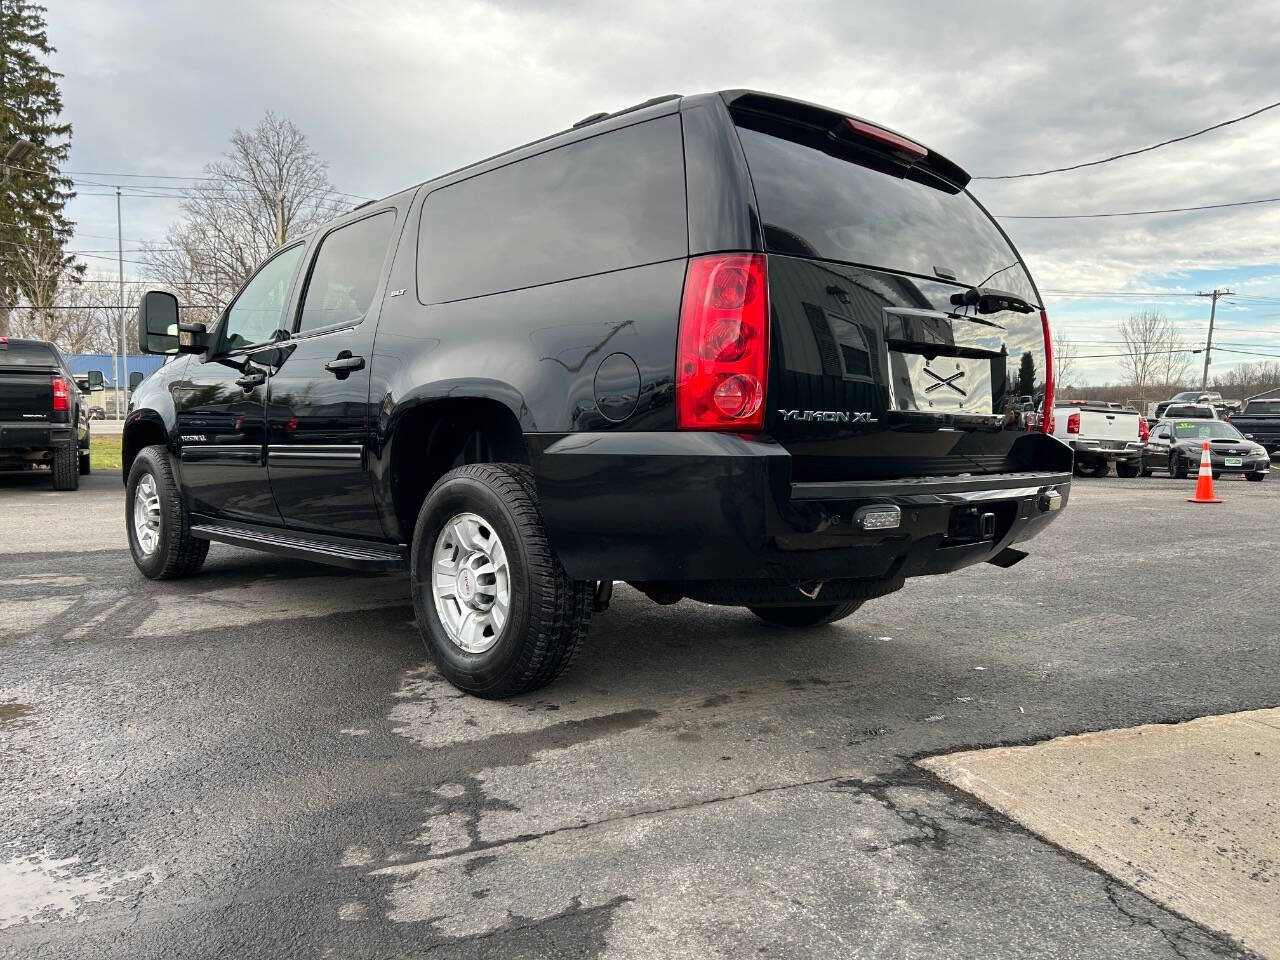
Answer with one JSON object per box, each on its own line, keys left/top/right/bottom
{"left": 412, "top": 474, "right": 536, "bottom": 693}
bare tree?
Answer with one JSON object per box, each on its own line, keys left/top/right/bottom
{"left": 1052, "top": 328, "right": 1075, "bottom": 389}
{"left": 145, "top": 112, "right": 347, "bottom": 324}
{"left": 1117, "top": 309, "right": 1193, "bottom": 404}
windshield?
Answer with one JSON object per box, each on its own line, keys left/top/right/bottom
{"left": 734, "top": 119, "right": 1037, "bottom": 303}
{"left": 1172, "top": 421, "right": 1242, "bottom": 440}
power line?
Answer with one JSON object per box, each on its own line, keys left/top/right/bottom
{"left": 998, "top": 196, "right": 1280, "bottom": 219}
{"left": 974, "top": 99, "right": 1280, "bottom": 180}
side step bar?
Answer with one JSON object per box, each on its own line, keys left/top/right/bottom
{"left": 189, "top": 520, "right": 408, "bottom": 572}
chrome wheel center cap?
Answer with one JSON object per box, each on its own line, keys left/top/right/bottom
{"left": 456, "top": 566, "right": 477, "bottom": 603}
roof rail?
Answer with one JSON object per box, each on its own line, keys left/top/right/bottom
{"left": 572, "top": 94, "right": 682, "bottom": 130}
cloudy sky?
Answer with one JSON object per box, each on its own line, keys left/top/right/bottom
{"left": 45, "top": 0, "right": 1280, "bottom": 383}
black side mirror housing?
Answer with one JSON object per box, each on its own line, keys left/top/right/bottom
{"left": 137, "top": 290, "right": 208, "bottom": 355}
{"left": 74, "top": 370, "right": 105, "bottom": 392}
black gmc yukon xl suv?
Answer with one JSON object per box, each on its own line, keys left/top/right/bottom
{"left": 126, "top": 91, "right": 1070, "bottom": 697}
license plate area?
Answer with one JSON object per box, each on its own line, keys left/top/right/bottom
{"left": 889, "top": 352, "right": 994, "bottom": 415}
{"left": 1225, "top": 457, "right": 1243, "bottom": 466}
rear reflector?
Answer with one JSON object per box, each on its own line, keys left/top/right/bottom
{"left": 844, "top": 117, "right": 927, "bottom": 159}
{"left": 1040, "top": 309, "right": 1055, "bottom": 435}
{"left": 676, "top": 254, "right": 769, "bottom": 431}
{"left": 51, "top": 376, "right": 70, "bottom": 412}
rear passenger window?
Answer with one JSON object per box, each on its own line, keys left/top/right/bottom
{"left": 417, "top": 115, "right": 687, "bottom": 303}
{"left": 297, "top": 211, "right": 396, "bottom": 333}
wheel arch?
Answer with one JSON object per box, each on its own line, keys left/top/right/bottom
{"left": 383, "top": 392, "right": 531, "bottom": 542}
{"left": 121, "top": 412, "right": 170, "bottom": 482}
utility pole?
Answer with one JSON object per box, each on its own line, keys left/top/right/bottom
{"left": 116, "top": 188, "right": 127, "bottom": 419}
{"left": 1196, "top": 289, "right": 1233, "bottom": 392}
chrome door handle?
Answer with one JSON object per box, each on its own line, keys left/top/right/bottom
{"left": 324, "top": 354, "right": 365, "bottom": 377}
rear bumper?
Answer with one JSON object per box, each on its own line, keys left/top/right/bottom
{"left": 1069, "top": 438, "right": 1144, "bottom": 461}
{"left": 529, "top": 431, "right": 1071, "bottom": 583}
{"left": 0, "top": 422, "right": 75, "bottom": 452}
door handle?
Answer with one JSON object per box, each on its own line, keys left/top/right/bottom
{"left": 325, "top": 354, "right": 365, "bottom": 377}
{"left": 236, "top": 371, "right": 266, "bottom": 390}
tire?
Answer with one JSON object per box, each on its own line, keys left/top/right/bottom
{"left": 1115, "top": 460, "right": 1141, "bottom": 479}
{"left": 51, "top": 443, "right": 79, "bottom": 490}
{"left": 1085, "top": 459, "right": 1110, "bottom": 478}
{"left": 410, "top": 463, "right": 591, "bottom": 699}
{"left": 749, "top": 601, "right": 863, "bottom": 628}
{"left": 1170, "top": 453, "right": 1188, "bottom": 480}
{"left": 126, "top": 445, "right": 209, "bottom": 579}
{"left": 79, "top": 450, "right": 91, "bottom": 475}
{"left": 1247, "top": 472, "right": 1266, "bottom": 482}
{"left": 1212, "top": 472, "right": 1221, "bottom": 480}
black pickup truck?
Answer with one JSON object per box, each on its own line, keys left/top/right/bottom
{"left": 0, "top": 337, "right": 101, "bottom": 489}
{"left": 1229, "top": 398, "right": 1280, "bottom": 458}
{"left": 124, "top": 90, "right": 1071, "bottom": 697}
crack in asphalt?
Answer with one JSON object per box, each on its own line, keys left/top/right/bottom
{"left": 1103, "top": 879, "right": 1256, "bottom": 960}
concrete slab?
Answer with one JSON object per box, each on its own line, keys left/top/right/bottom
{"left": 921, "top": 710, "right": 1280, "bottom": 958}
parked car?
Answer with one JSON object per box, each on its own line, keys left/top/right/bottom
{"left": 1144, "top": 418, "right": 1269, "bottom": 481}
{"left": 124, "top": 90, "right": 1071, "bottom": 698}
{"left": 1161, "top": 402, "right": 1217, "bottom": 420}
{"left": 88, "top": 406, "right": 106, "bottom": 420}
{"left": 1048, "top": 400, "right": 1147, "bottom": 477}
{"left": 1228, "top": 397, "right": 1280, "bottom": 459}
{"left": 1153, "top": 391, "right": 1234, "bottom": 420}
{"left": 0, "top": 337, "right": 102, "bottom": 489}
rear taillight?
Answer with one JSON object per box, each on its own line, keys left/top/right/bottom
{"left": 1138, "top": 418, "right": 1150, "bottom": 441}
{"left": 1066, "top": 412, "right": 1080, "bottom": 434}
{"left": 1040, "top": 309, "right": 1055, "bottom": 435}
{"left": 51, "top": 377, "right": 70, "bottom": 412}
{"left": 675, "top": 253, "right": 769, "bottom": 431}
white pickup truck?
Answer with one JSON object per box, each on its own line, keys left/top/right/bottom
{"left": 1046, "top": 401, "right": 1148, "bottom": 477}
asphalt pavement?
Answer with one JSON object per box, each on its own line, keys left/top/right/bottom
{"left": 1, "top": 466, "right": 1276, "bottom": 959}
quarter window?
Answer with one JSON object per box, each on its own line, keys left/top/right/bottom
{"left": 297, "top": 212, "right": 396, "bottom": 333}
{"left": 223, "top": 245, "right": 304, "bottom": 351}
{"left": 417, "top": 115, "right": 687, "bottom": 303}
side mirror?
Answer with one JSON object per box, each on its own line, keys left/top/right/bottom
{"left": 136, "top": 290, "right": 207, "bottom": 355}
{"left": 74, "top": 371, "right": 104, "bottom": 392}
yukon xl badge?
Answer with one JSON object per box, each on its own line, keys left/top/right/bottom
{"left": 180, "top": 434, "right": 207, "bottom": 443}
{"left": 778, "top": 410, "right": 877, "bottom": 424}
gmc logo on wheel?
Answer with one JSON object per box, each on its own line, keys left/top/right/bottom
{"left": 778, "top": 410, "right": 877, "bottom": 424}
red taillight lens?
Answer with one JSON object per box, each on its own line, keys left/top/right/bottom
{"left": 1138, "top": 418, "right": 1150, "bottom": 441}
{"left": 51, "top": 377, "right": 70, "bottom": 412}
{"left": 844, "top": 118, "right": 928, "bottom": 159}
{"left": 1067, "top": 412, "right": 1080, "bottom": 434}
{"left": 676, "top": 254, "right": 769, "bottom": 431}
{"left": 1039, "top": 309, "right": 1055, "bottom": 435}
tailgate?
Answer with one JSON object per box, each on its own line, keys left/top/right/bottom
{"left": 0, "top": 370, "right": 54, "bottom": 422}
{"left": 1079, "top": 409, "right": 1139, "bottom": 444}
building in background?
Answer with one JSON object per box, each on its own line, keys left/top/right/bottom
{"left": 66, "top": 354, "right": 167, "bottom": 418}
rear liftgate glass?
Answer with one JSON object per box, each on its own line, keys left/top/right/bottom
{"left": 728, "top": 95, "right": 1054, "bottom": 485}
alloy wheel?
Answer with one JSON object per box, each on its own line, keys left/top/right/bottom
{"left": 133, "top": 473, "right": 161, "bottom": 556}
{"left": 430, "top": 512, "right": 511, "bottom": 653}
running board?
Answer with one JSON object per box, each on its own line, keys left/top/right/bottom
{"left": 189, "top": 521, "right": 408, "bottom": 571}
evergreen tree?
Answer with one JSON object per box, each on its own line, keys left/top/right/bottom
{"left": 1016, "top": 351, "right": 1037, "bottom": 397}
{"left": 0, "top": 0, "right": 76, "bottom": 337}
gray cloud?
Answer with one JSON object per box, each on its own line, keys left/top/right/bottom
{"left": 48, "top": 0, "right": 1280, "bottom": 378}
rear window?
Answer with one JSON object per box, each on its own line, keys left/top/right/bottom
{"left": 0, "top": 340, "right": 57, "bottom": 368}
{"left": 418, "top": 115, "right": 687, "bottom": 303}
{"left": 734, "top": 119, "right": 1037, "bottom": 303}
{"left": 1173, "top": 421, "right": 1240, "bottom": 440}
{"left": 1244, "top": 400, "right": 1280, "bottom": 414}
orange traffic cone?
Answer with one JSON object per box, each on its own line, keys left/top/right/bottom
{"left": 1187, "top": 440, "right": 1223, "bottom": 504}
